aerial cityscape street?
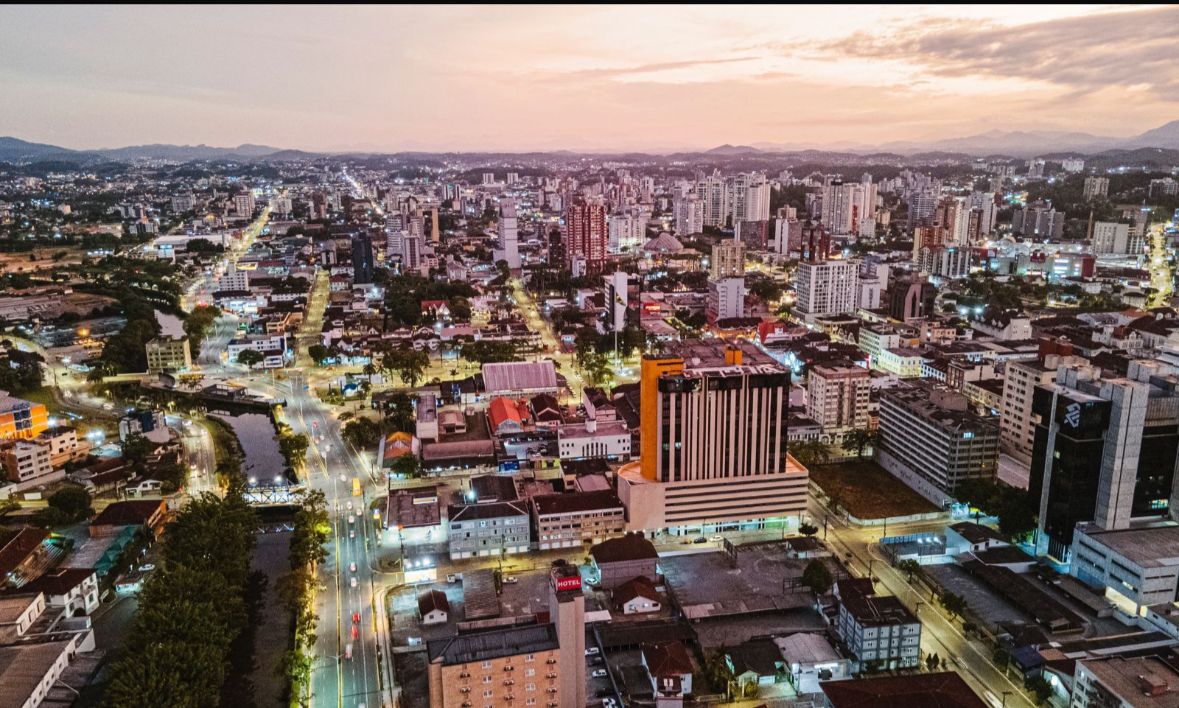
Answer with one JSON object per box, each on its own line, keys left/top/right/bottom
{"left": 3, "top": 4, "right": 1179, "bottom": 708}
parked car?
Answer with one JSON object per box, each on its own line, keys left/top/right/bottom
{"left": 503, "top": 576, "right": 518, "bottom": 584}
{"left": 350, "top": 530, "right": 355, "bottom": 539}
{"left": 350, "top": 577, "right": 357, "bottom": 588}
{"left": 591, "top": 669, "right": 607, "bottom": 678}
{"left": 708, "top": 535, "right": 724, "bottom": 543}
{"left": 603, "top": 699, "right": 618, "bottom": 708}
{"left": 137, "top": 564, "right": 155, "bottom": 572}
{"left": 585, "top": 647, "right": 600, "bottom": 656}
{"left": 692, "top": 537, "right": 708, "bottom": 544}
{"left": 348, "top": 515, "right": 355, "bottom": 525}
{"left": 447, "top": 573, "right": 463, "bottom": 583}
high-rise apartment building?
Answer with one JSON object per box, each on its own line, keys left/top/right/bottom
{"left": 1150, "top": 177, "right": 1179, "bottom": 198}
{"left": 1090, "top": 221, "right": 1134, "bottom": 255}
{"left": 401, "top": 233, "right": 424, "bottom": 273}
{"left": 710, "top": 238, "right": 745, "bottom": 279}
{"left": 906, "top": 191, "right": 938, "bottom": 229}
{"left": 706, "top": 277, "right": 745, "bottom": 323}
{"left": 821, "top": 178, "right": 877, "bottom": 236}
{"left": 772, "top": 217, "right": 802, "bottom": 255}
{"left": 793, "top": 258, "right": 861, "bottom": 320}
{"left": 967, "top": 191, "right": 998, "bottom": 239}
{"left": 807, "top": 361, "right": 871, "bottom": 432}
{"left": 917, "top": 246, "right": 970, "bottom": 280}
{"left": 497, "top": 200, "right": 520, "bottom": 270}
{"left": 564, "top": 202, "right": 608, "bottom": 271}
{"left": 1083, "top": 176, "right": 1110, "bottom": 201}
{"left": 617, "top": 340, "right": 808, "bottom": 532}
{"left": 1013, "top": 202, "right": 1065, "bottom": 239}
{"left": 607, "top": 214, "right": 643, "bottom": 252}
{"left": 351, "top": 233, "right": 374, "bottom": 284}
{"left": 999, "top": 346, "right": 1082, "bottom": 468}
{"left": 698, "top": 173, "right": 729, "bottom": 228}
{"left": 233, "top": 191, "right": 256, "bottom": 217}
{"left": 674, "top": 195, "right": 704, "bottom": 236}
{"left": 171, "top": 193, "right": 196, "bottom": 213}
{"left": 605, "top": 270, "right": 628, "bottom": 333}
{"left": 730, "top": 172, "right": 770, "bottom": 223}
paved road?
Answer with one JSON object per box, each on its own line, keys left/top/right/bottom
{"left": 1147, "top": 220, "right": 1174, "bottom": 308}
{"left": 175, "top": 201, "right": 388, "bottom": 708}
{"left": 809, "top": 498, "right": 1035, "bottom": 708}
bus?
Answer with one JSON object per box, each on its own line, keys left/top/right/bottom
{"left": 352, "top": 477, "right": 361, "bottom": 497}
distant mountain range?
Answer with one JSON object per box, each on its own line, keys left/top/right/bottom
{"left": 751, "top": 120, "right": 1179, "bottom": 157}
{"left": 0, "top": 138, "right": 296, "bottom": 164}
{"left": 2, "top": 118, "right": 1179, "bottom": 163}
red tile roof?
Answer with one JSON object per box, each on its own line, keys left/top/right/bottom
{"left": 642, "top": 640, "right": 693, "bottom": 677}
{"left": 0, "top": 526, "right": 48, "bottom": 577}
{"left": 90, "top": 499, "right": 165, "bottom": 528}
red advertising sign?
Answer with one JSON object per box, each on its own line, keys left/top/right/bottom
{"left": 555, "top": 575, "right": 582, "bottom": 592}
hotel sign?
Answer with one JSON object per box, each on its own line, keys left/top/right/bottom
{"left": 555, "top": 575, "right": 582, "bottom": 592}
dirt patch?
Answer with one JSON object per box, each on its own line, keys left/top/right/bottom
{"left": 810, "top": 459, "right": 939, "bottom": 519}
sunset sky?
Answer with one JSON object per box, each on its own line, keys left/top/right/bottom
{"left": 1, "top": 4, "right": 1175, "bottom": 152}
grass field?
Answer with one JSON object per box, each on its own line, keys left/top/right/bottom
{"left": 810, "top": 459, "right": 940, "bottom": 519}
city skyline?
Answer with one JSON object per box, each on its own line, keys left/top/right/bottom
{"left": 2, "top": 4, "right": 1177, "bottom": 152}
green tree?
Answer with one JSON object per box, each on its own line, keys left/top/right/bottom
{"left": 102, "top": 492, "right": 257, "bottom": 708}
{"left": 791, "top": 440, "right": 832, "bottom": 467}
{"left": 798, "top": 522, "right": 819, "bottom": 537}
{"left": 278, "top": 431, "right": 310, "bottom": 471}
{"left": 896, "top": 559, "right": 924, "bottom": 583}
{"left": 121, "top": 432, "right": 153, "bottom": 475}
{"left": 307, "top": 344, "right": 330, "bottom": 366}
{"left": 183, "top": 305, "right": 221, "bottom": 356}
{"left": 801, "top": 559, "right": 834, "bottom": 595}
{"left": 380, "top": 391, "right": 415, "bottom": 432}
{"left": 581, "top": 350, "right": 612, "bottom": 388}
{"left": 390, "top": 454, "right": 421, "bottom": 479}
{"left": 1024, "top": 675, "right": 1053, "bottom": 705}
{"left": 842, "top": 429, "right": 877, "bottom": 458}
{"left": 939, "top": 591, "right": 968, "bottom": 619}
{"left": 341, "top": 417, "right": 382, "bottom": 450}
{"left": 461, "top": 340, "right": 521, "bottom": 365}
{"left": 235, "top": 349, "right": 264, "bottom": 368}
{"left": 381, "top": 346, "right": 429, "bottom": 387}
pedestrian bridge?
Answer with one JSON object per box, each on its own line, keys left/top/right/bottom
{"left": 244, "top": 483, "right": 306, "bottom": 506}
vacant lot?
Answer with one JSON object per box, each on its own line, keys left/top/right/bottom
{"left": 810, "top": 460, "right": 939, "bottom": 519}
